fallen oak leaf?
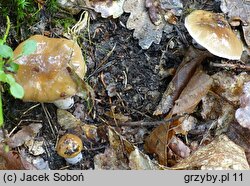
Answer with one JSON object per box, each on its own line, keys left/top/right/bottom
{"left": 123, "top": 0, "right": 172, "bottom": 49}
{"left": 86, "top": 0, "right": 125, "bottom": 18}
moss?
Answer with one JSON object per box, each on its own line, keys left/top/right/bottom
{"left": 0, "top": 0, "right": 39, "bottom": 28}
{"left": 46, "top": 0, "right": 60, "bottom": 15}
{"left": 53, "top": 17, "right": 76, "bottom": 30}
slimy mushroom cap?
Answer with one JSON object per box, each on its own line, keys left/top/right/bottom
{"left": 13, "top": 35, "right": 87, "bottom": 102}
{"left": 185, "top": 10, "right": 243, "bottom": 60}
{"left": 56, "top": 133, "right": 83, "bottom": 159}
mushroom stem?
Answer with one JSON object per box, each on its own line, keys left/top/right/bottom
{"left": 65, "top": 152, "right": 83, "bottom": 164}
{"left": 53, "top": 97, "right": 74, "bottom": 109}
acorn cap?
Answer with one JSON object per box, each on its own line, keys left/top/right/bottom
{"left": 13, "top": 35, "right": 87, "bottom": 102}
{"left": 185, "top": 10, "right": 243, "bottom": 60}
{"left": 56, "top": 134, "right": 83, "bottom": 159}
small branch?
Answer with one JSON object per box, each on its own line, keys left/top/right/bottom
{"left": 210, "top": 62, "right": 250, "bottom": 71}
{"left": 110, "top": 114, "right": 185, "bottom": 127}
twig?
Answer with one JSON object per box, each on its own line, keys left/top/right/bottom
{"left": 210, "top": 62, "right": 250, "bottom": 71}
{"left": 21, "top": 103, "right": 41, "bottom": 116}
{"left": 41, "top": 103, "right": 57, "bottom": 138}
{"left": 109, "top": 114, "right": 185, "bottom": 127}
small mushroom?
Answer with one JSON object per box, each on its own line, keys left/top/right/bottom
{"left": 56, "top": 133, "right": 83, "bottom": 164}
{"left": 13, "top": 35, "right": 87, "bottom": 109}
{"left": 185, "top": 10, "right": 243, "bottom": 60}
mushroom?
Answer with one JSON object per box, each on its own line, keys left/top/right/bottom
{"left": 13, "top": 35, "right": 87, "bottom": 109}
{"left": 56, "top": 133, "right": 83, "bottom": 164}
{"left": 184, "top": 10, "right": 243, "bottom": 60}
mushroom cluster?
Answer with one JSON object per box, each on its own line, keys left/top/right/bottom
{"left": 13, "top": 35, "right": 87, "bottom": 109}
{"left": 185, "top": 10, "right": 243, "bottom": 60}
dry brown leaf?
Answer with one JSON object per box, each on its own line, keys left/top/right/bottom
{"left": 94, "top": 148, "right": 130, "bottom": 170}
{"left": 146, "top": 0, "right": 163, "bottom": 26}
{"left": 227, "top": 122, "right": 250, "bottom": 166}
{"left": 227, "top": 122, "right": 250, "bottom": 152}
{"left": 0, "top": 145, "right": 36, "bottom": 170}
{"left": 57, "top": 109, "right": 82, "bottom": 129}
{"left": 168, "top": 136, "right": 190, "bottom": 158}
{"left": 129, "top": 148, "right": 161, "bottom": 170}
{"left": 95, "top": 127, "right": 162, "bottom": 169}
{"left": 173, "top": 135, "right": 249, "bottom": 170}
{"left": 8, "top": 124, "right": 42, "bottom": 148}
{"left": 105, "top": 111, "right": 131, "bottom": 122}
{"left": 81, "top": 124, "right": 99, "bottom": 142}
{"left": 211, "top": 72, "right": 250, "bottom": 104}
{"left": 172, "top": 70, "right": 212, "bottom": 115}
{"left": 144, "top": 118, "right": 178, "bottom": 165}
{"left": 201, "top": 92, "right": 225, "bottom": 120}
{"left": 154, "top": 47, "right": 211, "bottom": 115}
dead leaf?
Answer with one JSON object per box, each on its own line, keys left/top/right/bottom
{"left": 123, "top": 0, "right": 173, "bottom": 49}
{"left": 173, "top": 135, "right": 249, "bottom": 170}
{"left": 201, "top": 92, "right": 225, "bottom": 120}
{"left": 144, "top": 119, "right": 177, "bottom": 165}
{"left": 105, "top": 111, "right": 130, "bottom": 122}
{"left": 242, "top": 25, "right": 250, "bottom": 46}
{"left": 226, "top": 122, "right": 250, "bottom": 152}
{"left": 172, "top": 70, "right": 212, "bottom": 115}
{"left": 211, "top": 72, "right": 250, "bottom": 105}
{"left": 200, "top": 90, "right": 235, "bottom": 136}
{"left": 20, "top": 149, "right": 50, "bottom": 170}
{"left": 94, "top": 147, "right": 130, "bottom": 170}
{"left": 81, "top": 124, "right": 99, "bottom": 142}
{"left": 146, "top": 0, "right": 163, "bottom": 26}
{"left": 168, "top": 136, "right": 190, "bottom": 158}
{"left": 154, "top": 47, "right": 211, "bottom": 115}
{"left": 57, "top": 0, "right": 84, "bottom": 14}
{"left": 57, "top": 109, "right": 82, "bottom": 129}
{"left": 94, "top": 126, "right": 162, "bottom": 169}
{"left": 86, "top": 0, "right": 125, "bottom": 18}
{"left": 129, "top": 148, "right": 161, "bottom": 170}
{"left": 219, "top": 0, "right": 250, "bottom": 46}
{"left": 24, "top": 139, "right": 45, "bottom": 156}
{"left": 8, "top": 124, "right": 42, "bottom": 148}
{"left": 0, "top": 145, "right": 36, "bottom": 170}
{"left": 227, "top": 122, "right": 250, "bottom": 166}
{"left": 220, "top": 0, "right": 250, "bottom": 25}
{"left": 235, "top": 81, "right": 250, "bottom": 129}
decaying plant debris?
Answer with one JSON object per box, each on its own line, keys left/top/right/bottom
{"left": 0, "top": 0, "right": 250, "bottom": 170}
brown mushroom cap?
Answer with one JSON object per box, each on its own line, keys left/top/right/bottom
{"left": 185, "top": 10, "right": 243, "bottom": 60}
{"left": 56, "top": 134, "right": 83, "bottom": 159}
{"left": 13, "top": 35, "right": 87, "bottom": 102}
